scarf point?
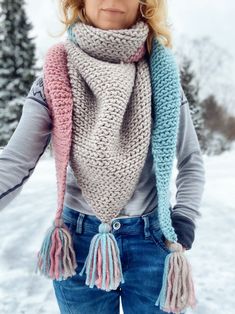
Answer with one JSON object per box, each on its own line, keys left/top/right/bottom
{"left": 99, "top": 222, "right": 112, "bottom": 233}
{"left": 53, "top": 217, "right": 64, "bottom": 228}
{"left": 35, "top": 218, "right": 78, "bottom": 280}
{"left": 168, "top": 241, "right": 184, "bottom": 253}
{"left": 79, "top": 221, "right": 125, "bottom": 291}
{"left": 155, "top": 242, "right": 196, "bottom": 314}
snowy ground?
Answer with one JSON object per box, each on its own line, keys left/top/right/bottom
{"left": 0, "top": 146, "right": 235, "bottom": 314}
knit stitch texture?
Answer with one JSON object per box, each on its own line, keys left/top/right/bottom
{"left": 37, "top": 21, "right": 197, "bottom": 313}
{"left": 43, "top": 20, "right": 181, "bottom": 242}
{"left": 64, "top": 20, "right": 152, "bottom": 223}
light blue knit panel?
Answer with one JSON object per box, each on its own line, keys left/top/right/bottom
{"left": 67, "top": 17, "right": 82, "bottom": 44}
{"left": 149, "top": 37, "right": 181, "bottom": 243}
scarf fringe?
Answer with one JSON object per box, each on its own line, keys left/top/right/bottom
{"left": 155, "top": 243, "right": 197, "bottom": 314}
{"left": 34, "top": 218, "right": 78, "bottom": 280}
{"left": 79, "top": 222, "right": 125, "bottom": 291}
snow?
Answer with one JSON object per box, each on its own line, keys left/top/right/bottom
{"left": 0, "top": 146, "right": 235, "bottom": 313}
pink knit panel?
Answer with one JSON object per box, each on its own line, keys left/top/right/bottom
{"left": 43, "top": 42, "right": 73, "bottom": 219}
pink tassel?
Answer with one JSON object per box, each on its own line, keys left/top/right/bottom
{"left": 79, "top": 222, "right": 125, "bottom": 291}
{"left": 95, "top": 242, "right": 103, "bottom": 288}
{"left": 155, "top": 242, "right": 197, "bottom": 314}
{"left": 35, "top": 218, "right": 78, "bottom": 280}
{"left": 95, "top": 242, "right": 111, "bottom": 290}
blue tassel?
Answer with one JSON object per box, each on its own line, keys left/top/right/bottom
{"left": 155, "top": 252, "right": 172, "bottom": 307}
{"left": 34, "top": 218, "right": 78, "bottom": 280}
{"left": 79, "top": 222, "right": 125, "bottom": 291}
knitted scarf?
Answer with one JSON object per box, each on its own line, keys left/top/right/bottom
{"left": 65, "top": 20, "right": 152, "bottom": 224}
{"left": 35, "top": 19, "right": 196, "bottom": 314}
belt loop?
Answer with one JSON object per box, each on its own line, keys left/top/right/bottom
{"left": 142, "top": 215, "right": 150, "bottom": 238}
{"left": 76, "top": 213, "right": 85, "bottom": 234}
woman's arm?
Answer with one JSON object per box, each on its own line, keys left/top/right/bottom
{"left": 171, "top": 87, "right": 206, "bottom": 250}
{"left": 0, "top": 76, "right": 52, "bottom": 210}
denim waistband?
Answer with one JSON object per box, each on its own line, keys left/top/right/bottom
{"left": 61, "top": 205, "right": 164, "bottom": 238}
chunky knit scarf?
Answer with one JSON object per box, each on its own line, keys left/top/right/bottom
{"left": 65, "top": 20, "right": 152, "bottom": 224}
{"left": 35, "top": 19, "right": 196, "bottom": 314}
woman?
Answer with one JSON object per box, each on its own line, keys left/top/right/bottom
{"left": 0, "top": 0, "right": 206, "bottom": 313}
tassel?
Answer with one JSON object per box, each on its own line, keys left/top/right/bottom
{"left": 155, "top": 242, "right": 197, "bottom": 314}
{"left": 79, "top": 222, "right": 125, "bottom": 291}
{"left": 35, "top": 218, "right": 78, "bottom": 280}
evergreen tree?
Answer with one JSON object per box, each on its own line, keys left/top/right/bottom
{"left": 0, "top": 0, "right": 37, "bottom": 146}
{"left": 180, "top": 55, "right": 205, "bottom": 151}
{"left": 201, "top": 94, "right": 235, "bottom": 155}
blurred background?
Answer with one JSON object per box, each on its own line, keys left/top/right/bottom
{"left": 0, "top": 0, "right": 235, "bottom": 313}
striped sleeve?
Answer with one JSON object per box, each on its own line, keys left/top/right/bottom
{"left": 0, "top": 77, "right": 52, "bottom": 211}
{"left": 26, "top": 75, "right": 48, "bottom": 109}
{"left": 171, "top": 86, "right": 206, "bottom": 249}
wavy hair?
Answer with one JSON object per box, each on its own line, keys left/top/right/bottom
{"left": 56, "top": 0, "right": 173, "bottom": 54}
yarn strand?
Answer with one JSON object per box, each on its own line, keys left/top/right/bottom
{"left": 35, "top": 218, "right": 78, "bottom": 280}
{"left": 155, "top": 243, "right": 197, "bottom": 314}
{"left": 79, "top": 222, "right": 125, "bottom": 291}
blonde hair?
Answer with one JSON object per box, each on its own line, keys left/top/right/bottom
{"left": 57, "top": 0, "right": 173, "bottom": 54}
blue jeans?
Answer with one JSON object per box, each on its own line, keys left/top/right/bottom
{"left": 52, "top": 205, "right": 178, "bottom": 314}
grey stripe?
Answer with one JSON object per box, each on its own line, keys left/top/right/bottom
{"left": 181, "top": 100, "right": 188, "bottom": 106}
{"left": 26, "top": 96, "right": 48, "bottom": 108}
{"left": 178, "top": 150, "right": 201, "bottom": 170}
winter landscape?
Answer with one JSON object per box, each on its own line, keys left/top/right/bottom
{"left": 1, "top": 0, "right": 235, "bottom": 313}
{"left": 0, "top": 145, "right": 235, "bottom": 313}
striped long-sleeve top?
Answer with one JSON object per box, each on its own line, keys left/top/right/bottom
{"left": 0, "top": 76, "right": 206, "bottom": 249}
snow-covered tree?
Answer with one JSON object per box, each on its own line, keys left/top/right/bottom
{"left": 201, "top": 94, "right": 235, "bottom": 155}
{"left": 0, "top": 0, "right": 37, "bottom": 146}
{"left": 180, "top": 55, "right": 205, "bottom": 151}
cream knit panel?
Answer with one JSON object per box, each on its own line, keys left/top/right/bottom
{"left": 64, "top": 41, "right": 152, "bottom": 223}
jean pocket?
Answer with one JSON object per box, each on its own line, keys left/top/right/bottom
{"left": 149, "top": 227, "right": 171, "bottom": 254}
{"left": 62, "top": 214, "right": 76, "bottom": 235}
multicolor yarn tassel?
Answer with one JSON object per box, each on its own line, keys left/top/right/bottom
{"left": 35, "top": 218, "right": 78, "bottom": 281}
{"left": 155, "top": 242, "right": 197, "bottom": 314}
{"left": 79, "top": 222, "right": 125, "bottom": 291}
